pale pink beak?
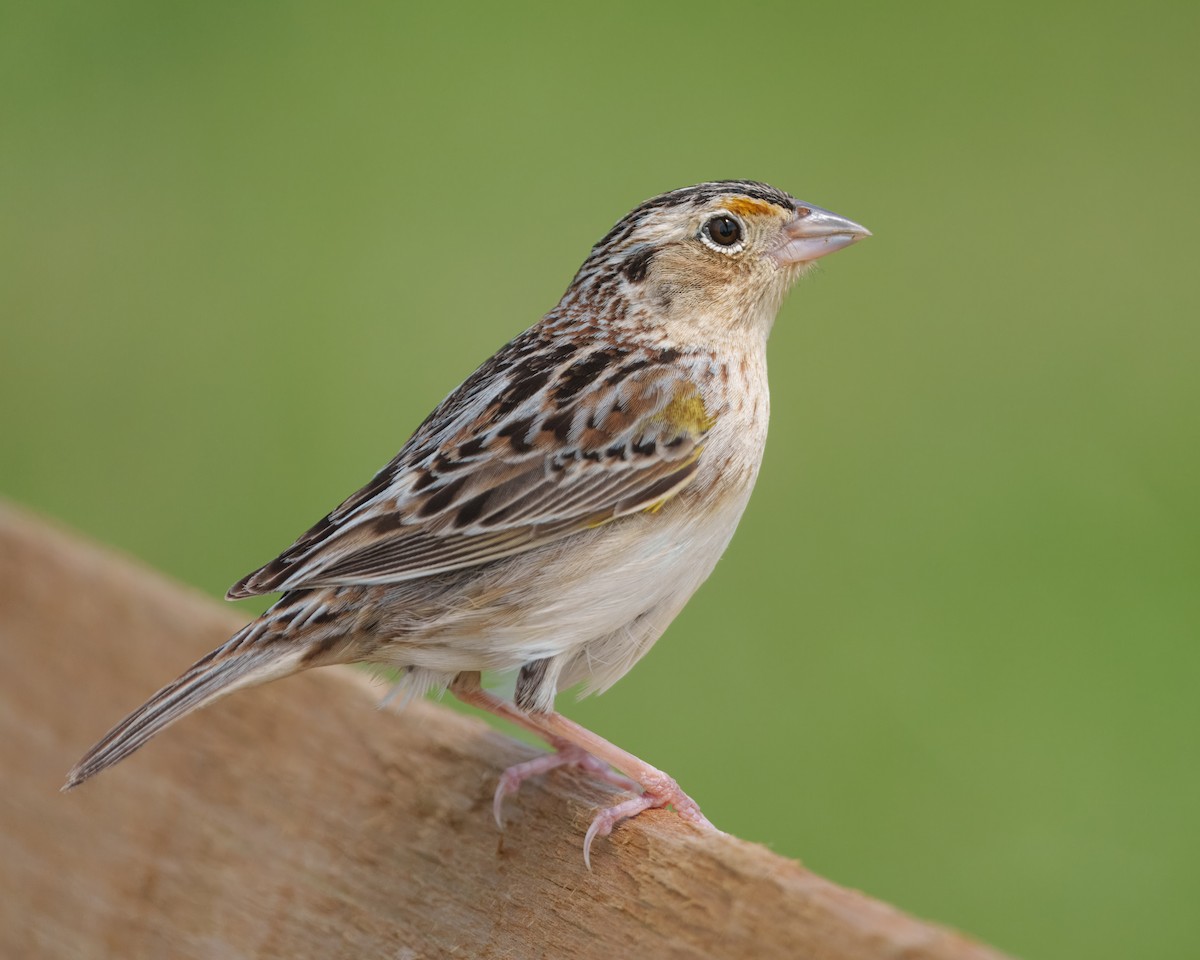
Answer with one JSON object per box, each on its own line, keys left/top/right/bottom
{"left": 773, "top": 203, "right": 871, "bottom": 265}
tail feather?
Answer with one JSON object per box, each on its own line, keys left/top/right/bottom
{"left": 63, "top": 640, "right": 307, "bottom": 791}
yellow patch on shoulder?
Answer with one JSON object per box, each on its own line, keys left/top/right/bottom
{"left": 655, "top": 385, "right": 717, "bottom": 437}
{"left": 721, "top": 197, "right": 778, "bottom": 219}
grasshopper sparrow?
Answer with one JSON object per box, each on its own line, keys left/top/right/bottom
{"left": 66, "top": 181, "right": 870, "bottom": 864}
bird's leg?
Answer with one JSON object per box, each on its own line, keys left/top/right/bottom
{"left": 531, "top": 708, "right": 716, "bottom": 866}
{"left": 448, "top": 672, "right": 715, "bottom": 867}
{"left": 447, "top": 673, "right": 640, "bottom": 827}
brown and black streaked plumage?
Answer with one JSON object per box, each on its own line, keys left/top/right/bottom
{"left": 66, "top": 181, "right": 870, "bottom": 865}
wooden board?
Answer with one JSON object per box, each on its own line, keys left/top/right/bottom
{"left": 0, "top": 502, "right": 1010, "bottom": 959}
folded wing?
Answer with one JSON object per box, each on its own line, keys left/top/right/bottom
{"left": 228, "top": 345, "right": 715, "bottom": 598}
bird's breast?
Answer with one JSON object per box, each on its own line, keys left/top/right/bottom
{"left": 692, "top": 348, "right": 770, "bottom": 499}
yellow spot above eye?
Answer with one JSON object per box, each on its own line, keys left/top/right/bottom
{"left": 721, "top": 197, "right": 778, "bottom": 219}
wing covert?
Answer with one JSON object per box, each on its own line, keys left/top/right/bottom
{"left": 228, "top": 349, "right": 715, "bottom": 598}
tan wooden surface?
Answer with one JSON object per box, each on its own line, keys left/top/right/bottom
{"left": 0, "top": 503, "right": 1011, "bottom": 959}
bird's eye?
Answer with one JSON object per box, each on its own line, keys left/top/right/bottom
{"left": 701, "top": 215, "right": 743, "bottom": 252}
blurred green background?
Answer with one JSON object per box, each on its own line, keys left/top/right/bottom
{"left": 3, "top": 1, "right": 1198, "bottom": 956}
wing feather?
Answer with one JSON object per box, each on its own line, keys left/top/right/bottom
{"left": 228, "top": 341, "right": 714, "bottom": 598}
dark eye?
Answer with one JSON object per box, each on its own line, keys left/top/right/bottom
{"left": 704, "top": 215, "right": 742, "bottom": 248}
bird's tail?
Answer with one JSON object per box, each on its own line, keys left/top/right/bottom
{"left": 64, "top": 593, "right": 348, "bottom": 790}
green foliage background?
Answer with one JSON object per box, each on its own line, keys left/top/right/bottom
{"left": 3, "top": 2, "right": 1197, "bottom": 955}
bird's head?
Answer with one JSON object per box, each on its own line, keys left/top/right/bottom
{"left": 564, "top": 180, "right": 870, "bottom": 343}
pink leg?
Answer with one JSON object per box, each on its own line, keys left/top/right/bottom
{"left": 533, "top": 709, "right": 716, "bottom": 867}
{"left": 448, "top": 675, "right": 640, "bottom": 822}
{"left": 449, "top": 673, "right": 714, "bottom": 867}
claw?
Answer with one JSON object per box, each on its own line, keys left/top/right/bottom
{"left": 581, "top": 777, "right": 716, "bottom": 869}
{"left": 492, "top": 751, "right": 571, "bottom": 827}
{"left": 492, "top": 746, "right": 716, "bottom": 867}
{"left": 583, "top": 794, "right": 658, "bottom": 869}
{"left": 492, "top": 745, "right": 644, "bottom": 828}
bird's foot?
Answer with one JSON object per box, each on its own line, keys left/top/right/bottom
{"left": 582, "top": 772, "right": 714, "bottom": 869}
{"left": 493, "top": 743, "right": 640, "bottom": 827}
{"left": 448, "top": 680, "right": 715, "bottom": 866}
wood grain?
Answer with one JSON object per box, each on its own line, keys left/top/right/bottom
{"left": 0, "top": 502, "right": 1011, "bottom": 959}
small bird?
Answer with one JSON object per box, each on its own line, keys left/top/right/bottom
{"left": 65, "top": 181, "right": 869, "bottom": 864}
